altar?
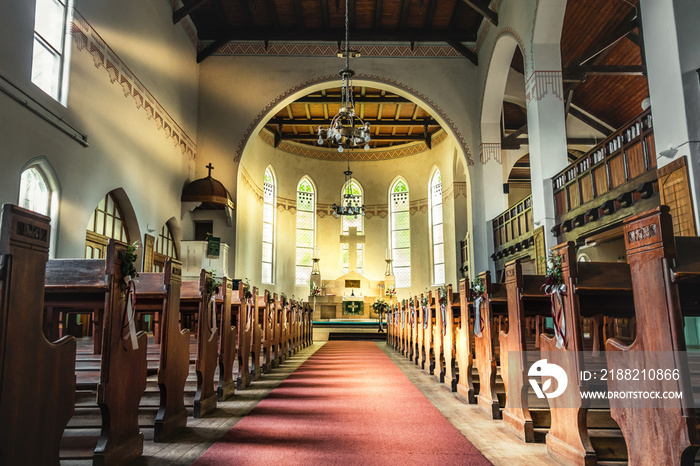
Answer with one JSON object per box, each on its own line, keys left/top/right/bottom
{"left": 309, "top": 227, "right": 395, "bottom": 321}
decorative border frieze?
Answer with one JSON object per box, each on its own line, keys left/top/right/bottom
{"left": 258, "top": 129, "right": 448, "bottom": 161}
{"left": 166, "top": 0, "right": 199, "bottom": 49}
{"left": 525, "top": 70, "right": 564, "bottom": 103}
{"left": 480, "top": 143, "right": 502, "bottom": 164}
{"left": 70, "top": 10, "right": 197, "bottom": 160}
{"left": 235, "top": 74, "right": 474, "bottom": 166}
{"left": 204, "top": 42, "right": 467, "bottom": 58}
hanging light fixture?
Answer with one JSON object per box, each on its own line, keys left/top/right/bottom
{"left": 316, "top": 0, "right": 371, "bottom": 153}
{"left": 332, "top": 154, "right": 365, "bottom": 217}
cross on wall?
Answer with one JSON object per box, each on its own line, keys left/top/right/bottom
{"left": 339, "top": 227, "right": 365, "bottom": 273}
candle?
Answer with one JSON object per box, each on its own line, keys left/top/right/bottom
{"left": 385, "top": 248, "right": 388, "bottom": 260}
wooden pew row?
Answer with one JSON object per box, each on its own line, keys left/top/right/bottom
{"left": 607, "top": 206, "right": 700, "bottom": 465}
{"left": 455, "top": 279, "right": 477, "bottom": 403}
{"left": 0, "top": 205, "right": 76, "bottom": 465}
{"left": 45, "top": 240, "right": 148, "bottom": 465}
{"left": 443, "top": 284, "right": 460, "bottom": 392}
{"left": 237, "top": 285, "right": 253, "bottom": 389}
{"left": 259, "top": 291, "right": 273, "bottom": 374}
{"left": 542, "top": 243, "right": 632, "bottom": 464}
{"left": 433, "top": 288, "right": 445, "bottom": 383}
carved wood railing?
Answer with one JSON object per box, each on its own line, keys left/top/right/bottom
{"left": 490, "top": 195, "right": 545, "bottom": 275}
{"left": 551, "top": 109, "right": 658, "bottom": 241}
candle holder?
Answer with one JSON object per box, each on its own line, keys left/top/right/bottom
{"left": 311, "top": 257, "right": 320, "bottom": 275}
{"left": 385, "top": 258, "right": 393, "bottom": 276}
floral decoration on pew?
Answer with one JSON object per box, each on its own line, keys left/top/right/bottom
{"left": 119, "top": 241, "right": 141, "bottom": 351}
{"left": 281, "top": 293, "right": 289, "bottom": 308}
{"left": 242, "top": 278, "right": 253, "bottom": 301}
{"left": 372, "top": 298, "right": 390, "bottom": 333}
{"left": 421, "top": 292, "right": 430, "bottom": 330}
{"left": 408, "top": 296, "right": 415, "bottom": 327}
{"left": 438, "top": 285, "right": 448, "bottom": 335}
{"left": 205, "top": 270, "right": 221, "bottom": 341}
{"left": 541, "top": 253, "right": 567, "bottom": 349}
{"left": 470, "top": 278, "right": 485, "bottom": 338}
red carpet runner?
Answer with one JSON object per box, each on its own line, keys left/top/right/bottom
{"left": 196, "top": 341, "right": 491, "bottom": 465}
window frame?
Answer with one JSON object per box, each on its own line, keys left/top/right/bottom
{"left": 261, "top": 166, "right": 277, "bottom": 284}
{"left": 31, "top": 0, "right": 72, "bottom": 103}
{"left": 295, "top": 176, "right": 316, "bottom": 286}
{"left": 429, "top": 169, "right": 445, "bottom": 285}
{"left": 389, "top": 177, "right": 411, "bottom": 288}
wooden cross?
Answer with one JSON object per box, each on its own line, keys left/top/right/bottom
{"left": 340, "top": 227, "right": 365, "bottom": 273}
{"left": 206, "top": 163, "right": 214, "bottom": 177}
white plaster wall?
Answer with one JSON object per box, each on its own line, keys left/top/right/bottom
{"left": 235, "top": 134, "right": 464, "bottom": 300}
{"left": 0, "top": 0, "right": 198, "bottom": 259}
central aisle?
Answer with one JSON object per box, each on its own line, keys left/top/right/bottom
{"left": 195, "top": 341, "right": 491, "bottom": 465}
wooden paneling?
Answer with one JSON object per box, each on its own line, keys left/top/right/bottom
{"left": 626, "top": 142, "right": 645, "bottom": 179}
{"left": 609, "top": 154, "right": 626, "bottom": 188}
{"left": 658, "top": 157, "right": 697, "bottom": 237}
{"left": 594, "top": 165, "right": 609, "bottom": 195}
{"left": 567, "top": 182, "right": 580, "bottom": 210}
{"left": 555, "top": 190, "right": 567, "bottom": 217}
{"left": 581, "top": 175, "right": 595, "bottom": 204}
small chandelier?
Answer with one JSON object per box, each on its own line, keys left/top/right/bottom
{"left": 317, "top": 0, "right": 371, "bottom": 153}
{"left": 332, "top": 157, "right": 365, "bottom": 217}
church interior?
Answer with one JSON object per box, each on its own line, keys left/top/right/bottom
{"left": 1, "top": 0, "right": 700, "bottom": 464}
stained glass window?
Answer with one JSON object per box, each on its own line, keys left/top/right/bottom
{"left": 390, "top": 178, "right": 411, "bottom": 287}
{"left": 296, "top": 177, "right": 315, "bottom": 285}
{"left": 262, "top": 167, "right": 276, "bottom": 284}
{"left": 430, "top": 170, "right": 445, "bottom": 285}
{"left": 32, "top": 0, "right": 70, "bottom": 102}
{"left": 341, "top": 180, "right": 363, "bottom": 275}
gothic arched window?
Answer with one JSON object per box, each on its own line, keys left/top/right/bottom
{"left": 295, "top": 176, "right": 316, "bottom": 286}
{"left": 261, "top": 167, "right": 276, "bottom": 284}
{"left": 430, "top": 169, "right": 445, "bottom": 285}
{"left": 86, "top": 192, "right": 129, "bottom": 259}
{"left": 390, "top": 178, "right": 411, "bottom": 287}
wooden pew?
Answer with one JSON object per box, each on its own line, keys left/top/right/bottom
{"left": 250, "top": 287, "right": 262, "bottom": 380}
{"left": 0, "top": 205, "right": 76, "bottom": 465}
{"left": 400, "top": 299, "right": 411, "bottom": 359}
{"left": 455, "top": 279, "right": 477, "bottom": 403}
{"left": 277, "top": 295, "right": 288, "bottom": 364}
{"left": 260, "top": 291, "right": 273, "bottom": 374}
{"left": 133, "top": 259, "right": 190, "bottom": 442}
{"left": 415, "top": 295, "right": 425, "bottom": 367}
{"left": 606, "top": 206, "right": 700, "bottom": 465}
{"left": 541, "top": 243, "right": 633, "bottom": 464}
{"left": 216, "top": 277, "right": 237, "bottom": 401}
{"left": 46, "top": 240, "right": 148, "bottom": 465}
{"left": 180, "top": 270, "right": 218, "bottom": 418}
{"left": 236, "top": 284, "right": 253, "bottom": 389}
{"left": 432, "top": 287, "right": 446, "bottom": 382}
{"left": 475, "top": 271, "right": 508, "bottom": 419}
{"left": 443, "top": 284, "right": 460, "bottom": 392}
{"left": 499, "top": 260, "right": 550, "bottom": 442}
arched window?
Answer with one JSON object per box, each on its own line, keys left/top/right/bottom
{"left": 154, "top": 223, "right": 178, "bottom": 272}
{"left": 295, "top": 177, "right": 316, "bottom": 286}
{"left": 261, "top": 167, "right": 276, "bottom": 284}
{"left": 390, "top": 178, "right": 411, "bottom": 287}
{"left": 19, "top": 166, "right": 51, "bottom": 216}
{"left": 19, "top": 161, "right": 60, "bottom": 257}
{"left": 86, "top": 192, "right": 129, "bottom": 259}
{"left": 341, "top": 179, "right": 364, "bottom": 275}
{"left": 430, "top": 169, "right": 445, "bottom": 285}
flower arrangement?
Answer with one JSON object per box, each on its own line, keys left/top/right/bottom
{"left": 438, "top": 285, "right": 448, "bottom": 307}
{"left": 470, "top": 277, "right": 485, "bottom": 300}
{"left": 267, "top": 292, "right": 274, "bottom": 305}
{"left": 206, "top": 269, "right": 222, "bottom": 298}
{"left": 420, "top": 291, "right": 430, "bottom": 309}
{"left": 310, "top": 283, "right": 321, "bottom": 297}
{"left": 541, "top": 252, "right": 567, "bottom": 349}
{"left": 281, "top": 293, "right": 289, "bottom": 308}
{"left": 119, "top": 241, "right": 140, "bottom": 285}
{"left": 371, "top": 297, "right": 389, "bottom": 314}
{"left": 385, "top": 285, "right": 396, "bottom": 297}
{"left": 542, "top": 253, "right": 564, "bottom": 292}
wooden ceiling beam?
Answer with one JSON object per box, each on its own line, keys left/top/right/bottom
{"left": 293, "top": 0, "right": 305, "bottom": 29}
{"left": 173, "top": 0, "right": 209, "bottom": 24}
{"left": 501, "top": 124, "right": 528, "bottom": 147}
{"left": 423, "top": 0, "right": 437, "bottom": 29}
{"left": 268, "top": 117, "right": 438, "bottom": 126}
{"left": 295, "top": 95, "right": 411, "bottom": 104}
{"left": 568, "top": 105, "right": 615, "bottom": 137}
{"left": 563, "top": 65, "right": 646, "bottom": 82}
{"left": 204, "top": 29, "right": 476, "bottom": 42}
{"left": 374, "top": 0, "right": 383, "bottom": 29}
{"left": 461, "top": 0, "right": 498, "bottom": 26}
{"left": 446, "top": 39, "right": 478, "bottom": 65}
{"left": 281, "top": 134, "right": 428, "bottom": 142}
{"left": 266, "top": 0, "right": 280, "bottom": 30}
{"left": 197, "top": 36, "right": 230, "bottom": 62}
{"left": 399, "top": 0, "right": 411, "bottom": 29}
{"left": 322, "top": 0, "right": 330, "bottom": 29}
{"left": 573, "top": 10, "right": 639, "bottom": 67}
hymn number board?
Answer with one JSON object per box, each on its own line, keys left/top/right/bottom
{"left": 345, "top": 280, "right": 361, "bottom": 288}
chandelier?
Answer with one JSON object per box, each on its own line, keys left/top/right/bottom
{"left": 332, "top": 156, "right": 365, "bottom": 217}
{"left": 316, "top": 0, "right": 371, "bottom": 153}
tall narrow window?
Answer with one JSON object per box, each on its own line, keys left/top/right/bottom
{"left": 390, "top": 178, "right": 411, "bottom": 287}
{"left": 154, "top": 223, "right": 178, "bottom": 272}
{"left": 430, "top": 169, "right": 445, "bottom": 285}
{"left": 261, "top": 167, "right": 276, "bottom": 284}
{"left": 19, "top": 167, "right": 51, "bottom": 216}
{"left": 32, "top": 0, "right": 70, "bottom": 101}
{"left": 86, "top": 193, "right": 129, "bottom": 259}
{"left": 341, "top": 180, "right": 364, "bottom": 275}
{"left": 295, "top": 177, "right": 315, "bottom": 286}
